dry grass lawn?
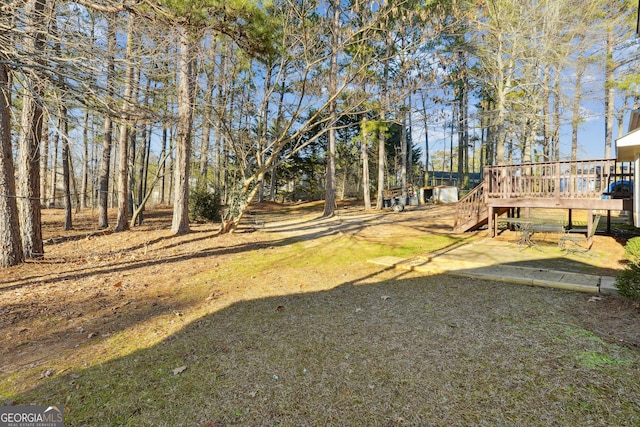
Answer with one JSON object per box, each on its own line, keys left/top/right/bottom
{"left": 1, "top": 201, "right": 639, "bottom": 426}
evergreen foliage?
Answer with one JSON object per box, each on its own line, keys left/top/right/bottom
{"left": 189, "top": 186, "right": 222, "bottom": 222}
{"left": 624, "top": 236, "right": 640, "bottom": 264}
{"left": 616, "top": 237, "right": 640, "bottom": 302}
{"left": 158, "top": 0, "right": 279, "bottom": 56}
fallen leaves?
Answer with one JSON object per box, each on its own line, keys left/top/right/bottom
{"left": 172, "top": 365, "right": 187, "bottom": 376}
{"left": 40, "top": 369, "right": 55, "bottom": 379}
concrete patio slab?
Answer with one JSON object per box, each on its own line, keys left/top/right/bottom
{"left": 368, "top": 240, "right": 617, "bottom": 295}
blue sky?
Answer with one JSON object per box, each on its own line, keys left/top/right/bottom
{"left": 413, "top": 95, "right": 634, "bottom": 170}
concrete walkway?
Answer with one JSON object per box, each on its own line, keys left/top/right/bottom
{"left": 368, "top": 237, "right": 618, "bottom": 295}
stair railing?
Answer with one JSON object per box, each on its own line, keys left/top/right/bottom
{"left": 453, "top": 181, "right": 486, "bottom": 232}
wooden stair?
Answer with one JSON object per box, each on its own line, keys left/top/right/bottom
{"left": 453, "top": 182, "right": 487, "bottom": 233}
{"left": 453, "top": 182, "right": 508, "bottom": 233}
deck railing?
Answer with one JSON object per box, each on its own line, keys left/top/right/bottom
{"left": 453, "top": 158, "right": 634, "bottom": 233}
{"left": 485, "top": 159, "right": 629, "bottom": 200}
{"left": 453, "top": 181, "right": 486, "bottom": 231}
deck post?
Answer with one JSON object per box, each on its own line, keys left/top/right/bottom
{"left": 587, "top": 209, "right": 597, "bottom": 247}
{"left": 554, "top": 163, "right": 560, "bottom": 199}
{"left": 635, "top": 155, "right": 640, "bottom": 227}
{"left": 568, "top": 209, "right": 573, "bottom": 229}
{"left": 488, "top": 206, "right": 494, "bottom": 237}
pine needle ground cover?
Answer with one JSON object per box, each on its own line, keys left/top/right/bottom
{"left": 1, "top": 203, "right": 639, "bottom": 426}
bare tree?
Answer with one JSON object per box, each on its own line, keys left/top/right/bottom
{"left": 59, "top": 102, "right": 72, "bottom": 230}
{"left": 0, "top": 59, "right": 24, "bottom": 267}
{"left": 52, "top": 12, "right": 73, "bottom": 230}
{"left": 570, "top": 31, "right": 592, "bottom": 162}
{"left": 602, "top": 0, "right": 636, "bottom": 158}
{"left": 376, "top": 19, "right": 392, "bottom": 208}
{"left": 17, "top": 0, "right": 48, "bottom": 258}
{"left": 360, "top": 120, "right": 375, "bottom": 210}
{"left": 323, "top": 0, "right": 340, "bottom": 217}
{"left": 198, "top": 40, "right": 218, "bottom": 187}
{"left": 115, "top": 13, "right": 136, "bottom": 232}
{"left": 98, "top": 13, "right": 116, "bottom": 228}
{"left": 171, "top": 27, "right": 196, "bottom": 235}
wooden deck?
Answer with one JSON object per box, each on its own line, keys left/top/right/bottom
{"left": 454, "top": 159, "right": 634, "bottom": 235}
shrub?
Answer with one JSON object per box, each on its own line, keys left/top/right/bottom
{"left": 189, "top": 186, "right": 221, "bottom": 223}
{"left": 624, "top": 236, "right": 640, "bottom": 264}
{"left": 616, "top": 237, "right": 640, "bottom": 302}
{"left": 616, "top": 263, "right": 640, "bottom": 302}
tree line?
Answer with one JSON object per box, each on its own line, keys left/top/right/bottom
{"left": 0, "top": 0, "right": 638, "bottom": 267}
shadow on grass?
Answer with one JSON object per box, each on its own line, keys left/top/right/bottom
{"left": 1, "top": 206, "right": 465, "bottom": 385}
{"left": 3, "top": 206, "right": 455, "bottom": 297}
{"left": 8, "top": 204, "right": 448, "bottom": 294}
{"left": 0, "top": 218, "right": 347, "bottom": 292}
{"left": 10, "top": 265, "right": 640, "bottom": 426}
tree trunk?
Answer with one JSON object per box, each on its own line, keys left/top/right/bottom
{"left": 401, "top": 106, "right": 408, "bottom": 197}
{"left": 41, "top": 125, "right": 49, "bottom": 206}
{"left": 134, "top": 122, "right": 151, "bottom": 225}
{"left": 131, "top": 148, "right": 172, "bottom": 228}
{"left": 132, "top": 76, "right": 149, "bottom": 224}
{"left": 50, "top": 131, "right": 58, "bottom": 208}
{"left": 571, "top": 37, "right": 585, "bottom": 162}
{"left": 323, "top": 121, "right": 337, "bottom": 215}
{"left": 215, "top": 43, "right": 228, "bottom": 195}
{"left": 199, "top": 99, "right": 212, "bottom": 186}
{"left": 127, "top": 71, "right": 141, "bottom": 218}
{"left": 541, "top": 64, "right": 551, "bottom": 160}
{"left": 80, "top": 108, "right": 89, "bottom": 209}
{"left": 493, "top": 50, "right": 511, "bottom": 166}
{"left": 98, "top": 13, "right": 115, "bottom": 228}
{"left": 257, "top": 64, "right": 274, "bottom": 204}
{"left": 376, "top": 124, "right": 386, "bottom": 209}
{"left": 171, "top": 27, "right": 196, "bottom": 235}
{"left": 460, "top": 72, "right": 470, "bottom": 189}
{"left": 17, "top": 0, "right": 47, "bottom": 258}
{"left": 376, "top": 17, "right": 392, "bottom": 209}
{"left": 60, "top": 105, "right": 72, "bottom": 230}
{"left": 551, "top": 71, "right": 561, "bottom": 161}
{"left": 114, "top": 120, "right": 130, "bottom": 231}
{"left": 450, "top": 102, "right": 456, "bottom": 182}
{"left": 323, "top": 0, "right": 340, "bottom": 217}
{"left": 269, "top": 74, "right": 287, "bottom": 201}
{"left": 407, "top": 97, "right": 414, "bottom": 186}
{"left": 199, "top": 41, "right": 217, "bottom": 187}
{"left": 362, "top": 128, "right": 371, "bottom": 210}
{"left": 604, "top": 27, "right": 615, "bottom": 159}
{"left": 168, "top": 150, "right": 175, "bottom": 205}
{"left": 68, "top": 142, "right": 80, "bottom": 210}
{"left": 114, "top": 13, "right": 136, "bottom": 232}
{"left": 52, "top": 14, "right": 73, "bottom": 228}
{"left": 127, "top": 121, "right": 137, "bottom": 217}
{"left": 160, "top": 124, "right": 168, "bottom": 204}
{"left": 420, "top": 91, "right": 430, "bottom": 186}
{"left": 0, "top": 61, "right": 24, "bottom": 267}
